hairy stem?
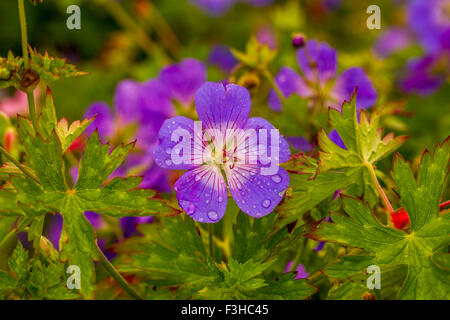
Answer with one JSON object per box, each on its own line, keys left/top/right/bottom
{"left": 0, "top": 145, "right": 40, "bottom": 184}
{"left": 26, "top": 90, "right": 38, "bottom": 130}
{"left": 97, "top": 244, "right": 144, "bottom": 300}
{"left": 365, "top": 162, "right": 394, "bottom": 212}
{"left": 17, "top": 0, "right": 29, "bottom": 65}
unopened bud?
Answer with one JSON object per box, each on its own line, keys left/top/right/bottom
{"left": 238, "top": 72, "right": 260, "bottom": 91}
{"left": 292, "top": 33, "right": 306, "bottom": 49}
{"left": 3, "top": 127, "right": 17, "bottom": 154}
{"left": 20, "top": 68, "right": 40, "bottom": 90}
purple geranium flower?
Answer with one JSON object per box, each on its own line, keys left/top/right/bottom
{"left": 400, "top": 54, "right": 447, "bottom": 96}
{"left": 268, "top": 40, "right": 377, "bottom": 112}
{"left": 373, "top": 28, "right": 412, "bottom": 58}
{"left": 153, "top": 82, "right": 290, "bottom": 223}
{"left": 408, "top": 0, "right": 450, "bottom": 54}
{"left": 397, "top": 0, "right": 450, "bottom": 95}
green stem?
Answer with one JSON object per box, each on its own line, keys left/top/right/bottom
{"left": 147, "top": 2, "right": 182, "bottom": 58}
{"left": 17, "top": 0, "right": 29, "bottom": 66}
{"left": 17, "top": 0, "right": 38, "bottom": 130}
{"left": 99, "top": 0, "right": 170, "bottom": 64}
{"left": 0, "top": 145, "right": 40, "bottom": 184}
{"left": 290, "top": 237, "right": 307, "bottom": 272}
{"left": 26, "top": 90, "right": 38, "bottom": 131}
{"left": 208, "top": 223, "right": 214, "bottom": 261}
{"left": 365, "top": 162, "right": 394, "bottom": 212}
{"left": 97, "top": 244, "right": 144, "bottom": 300}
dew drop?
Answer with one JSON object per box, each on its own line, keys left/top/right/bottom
{"left": 195, "top": 175, "right": 202, "bottom": 181}
{"left": 165, "top": 159, "right": 172, "bottom": 166}
{"left": 262, "top": 199, "right": 271, "bottom": 208}
{"left": 206, "top": 199, "right": 210, "bottom": 204}
{"left": 218, "top": 196, "right": 224, "bottom": 202}
{"left": 278, "top": 189, "right": 287, "bottom": 197}
{"left": 180, "top": 200, "right": 195, "bottom": 214}
{"left": 271, "top": 174, "right": 282, "bottom": 183}
{"left": 207, "top": 210, "right": 219, "bottom": 221}
{"left": 237, "top": 182, "right": 242, "bottom": 190}
{"left": 166, "top": 148, "right": 172, "bottom": 155}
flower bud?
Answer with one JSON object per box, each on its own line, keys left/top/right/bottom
{"left": 237, "top": 72, "right": 260, "bottom": 91}
{"left": 292, "top": 33, "right": 306, "bottom": 49}
{"left": 3, "top": 127, "right": 17, "bottom": 154}
{"left": 20, "top": 68, "right": 40, "bottom": 91}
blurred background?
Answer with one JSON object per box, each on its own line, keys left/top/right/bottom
{"left": 1, "top": 0, "right": 448, "bottom": 160}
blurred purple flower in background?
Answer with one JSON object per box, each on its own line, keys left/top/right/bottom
{"left": 256, "top": 25, "right": 277, "bottom": 50}
{"left": 84, "top": 58, "right": 206, "bottom": 192}
{"left": 398, "top": 0, "right": 450, "bottom": 95}
{"left": 208, "top": 45, "right": 238, "bottom": 73}
{"left": 268, "top": 40, "right": 377, "bottom": 152}
{"left": 408, "top": 0, "right": 450, "bottom": 54}
{"left": 268, "top": 40, "right": 377, "bottom": 112}
{"left": 153, "top": 82, "right": 290, "bottom": 223}
{"left": 373, "top": 28, "right": 412, "bottom": 58}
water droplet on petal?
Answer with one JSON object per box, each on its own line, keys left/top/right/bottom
{"left": 166, "top": 148, "right": 172, "bottom": 154}
{"left": 271, "top": 174, "right": 282, "bottom": 183}
{"left": 165, "top": 159, "right": 172, "bottom": 166}
{"left": 207, "top": 210, "right": 219, "bottom": 221}
{"left": 242, "top": 200, "right": 246, "bottom": 204}
{"left": 195, "top": 175, "right": 202, "bottom": 181}
{"left": 262, "top": 199, "right": 271, "bottom": 208}
{"left": 206, "top": 199, "right": 210, "bottom": 204}
{"left": 278, "top": 189, "right": 287, "bottom": 197}
{"left": 236, "top": 182, "right": 242, "bottom": 190}
{"left": 218, "top": 196, "right": 224, "bottom": 202}
{"left": 180, "top": 200, "right": 195, "bottom": 215}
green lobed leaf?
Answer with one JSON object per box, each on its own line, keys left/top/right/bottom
{"left": 130, "top": 215, "right": 219, "bottom": 287}
{"left": 280, "top": 93, "right": 407, "bottom": 222}
{"left": 307, "top": 138, "right": 450, "bottom": 299}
